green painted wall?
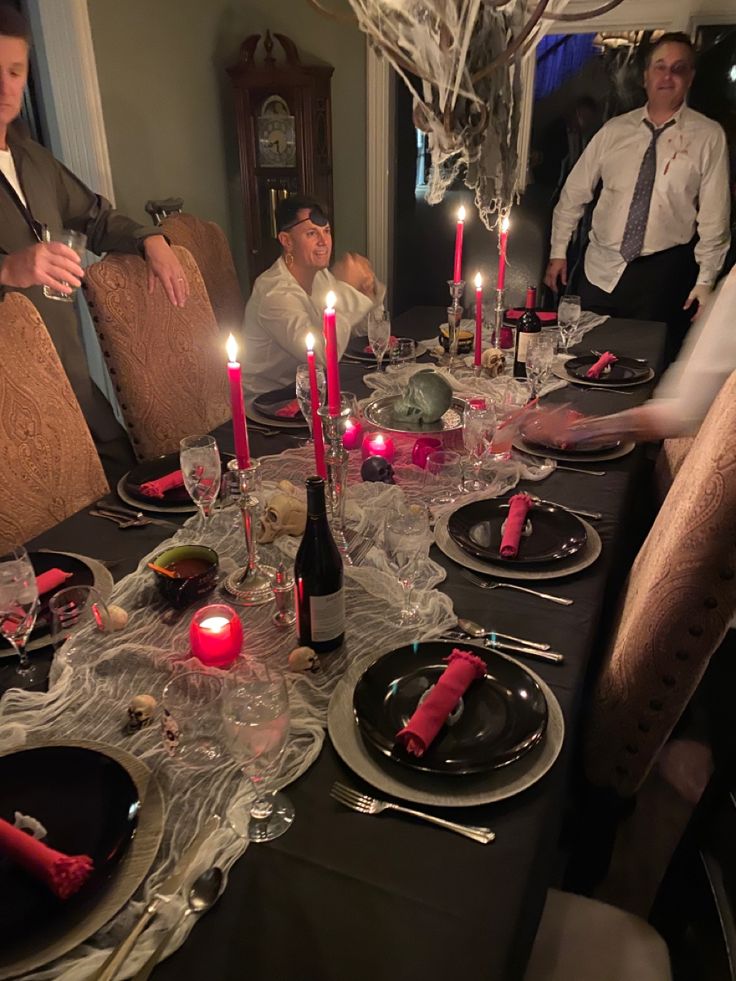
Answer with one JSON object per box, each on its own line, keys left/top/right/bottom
{"left": 87, "top": 0, "right": 367, "bottom": 288}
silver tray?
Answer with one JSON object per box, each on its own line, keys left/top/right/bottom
{"left": 363, "top": 394, "right": 466, "bottom": 435}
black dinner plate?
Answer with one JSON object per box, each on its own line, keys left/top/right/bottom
{"left": 448, "top": 499, "right": 587, "bottom": 565}
{"left": 123, "top": 452, "right": 229, "bottom": 508}
{"left": 565, "top": 354, "right": 650, "bottom": 385}
{"left": 0, "top": 746, "right": 140, "bottom": 971}
{"left": 252, "top": 384, "right": 308, "bottom": 424}
{"left": 352, "top": 641, "right": 548, "bottom": 775}
{"left": 345, "top": 337, "right": 381, "bottom": 362}
{"left": 519, "top": 415, "right": 621, "bottom": 455}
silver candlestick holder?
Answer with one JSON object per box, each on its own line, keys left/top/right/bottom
{"left": 494, "top": 286, "right": 507, "bottom": 350}
{"left": 444, "top": 279, "right": 465, "bottom": 371}
{"left": 318, "top": 397, "right": 353, "bottom": 564}
{"left": 223, "top": 458, "right": 276, "bottom": 604}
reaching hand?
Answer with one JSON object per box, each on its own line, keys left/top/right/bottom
{"left": 0, "top": 242, "right": 84, "bottom": 295}
{"left": 543, "top": 258, "right": 567, "bottom": 293}
{"left": 332, "top": 252, "right": 376, "bottom": 298}
{"left": 569, "top": 405, "right": 675, "bottom": 444}
{"left": 683, "top": 283, "right": 712, "bottom": 320}
{"left": 143, "top": 236, "right": 189, "bottom": 307}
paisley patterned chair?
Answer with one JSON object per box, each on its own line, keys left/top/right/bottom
{"left": 584, "top": 371, "right": 736, "bottom": 797}
{"left": 160, "top": 213, "right": 245, "bottom": 330}
{"left": 654, "top": 435, "right": 694, "bottom": 503}
{"left": 0, "top": 292, "right": 108, "bottom": 550}
{"left": 83, "top": 246, "right": 231, "bottom": 461}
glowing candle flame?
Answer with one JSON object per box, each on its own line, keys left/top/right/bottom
{"left": 325, "top": 290, "right": 336, "bottom": 310}
{"left": 306, "top": 332, "right": 315, "bottom": 352}
{"left": 226, "top": 333, "right": 238, "bottom": 363}
{"left": 199, "top": 616, "right": 229, "bottom": 633}
{"left": 457, "top": 206, "right": 466, "bottom": 222}
{"left": 474, "top": 272, "right": 482, "bottom": 289}
{"left": 501, "top": 216, "right": 510, "bottom": 234}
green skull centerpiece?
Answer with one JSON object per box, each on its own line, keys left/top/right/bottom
{"left": 392, "top": 369, "right": 453, "bottom": 424}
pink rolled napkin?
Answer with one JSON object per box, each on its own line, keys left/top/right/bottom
{"left": 36, "top": 569, "right": 73, "bottom": 595}
{"left": 139, "top": 470, "right": 184, "bottom": 499}
{"left": 500, "top": 493, "right": 534, "bottom": 559}
{"left": 585, "top": 352, "right": 618, "bottom": 380}
{"left": 0, "top": 817, "right": 93, "bottom": 899}
{"left": 274, "top": 399, "right": 302, "bottom": 418}
{"left": 395, "top": 648, "right": 486, "bottom": 757}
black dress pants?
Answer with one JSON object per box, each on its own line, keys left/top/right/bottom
{"left": 578, "top": 242, "right": 698, "bottom": 364}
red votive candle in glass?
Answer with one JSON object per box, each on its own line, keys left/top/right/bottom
{"left": 190, "top": 604, "right": 243, "bottom": 668}
{"left": 343, "top": 416, "right": 364, "bottom": 451}
{"left": 412, "top": 436, "right": 442, "bottom": 469}
{"left": 226, "top": 334, "right": 251, "bottom": 469}
{"left": 453, "top": 206, "right": 465, "bottom": 284}
{"left": 362, "top": 432, "right": 395, "bottom": 462}
{"left": 323, "top": 291, "right": 342, "bottom": 415}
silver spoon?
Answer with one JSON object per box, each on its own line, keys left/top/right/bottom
{"left": 132, "top": 867, "right": 224, "bottom": 981}
{"left": 455, "top": 617, "right": 551, "bottom": 651}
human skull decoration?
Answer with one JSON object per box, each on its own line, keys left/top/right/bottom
{"left": 259, "top": 491, "right": 307, "bottom": 544}
{"left": 480, "top": 347, "right": 505, "bottom": 378}
{"left": 127, "top": 694, "right": 157, "bottom": 732}
{"left": 288, "top": 646, "right": 320, "bottom": 672}
{"left": 361, "top": 456, "right": 395, "bottom": 484}
{"left": 393, "top": 370, "right": 453, "bottom": 424}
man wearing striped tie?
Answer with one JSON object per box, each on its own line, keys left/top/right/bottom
{"left": 544, "top": 33, "right": 730, "bottom": 362}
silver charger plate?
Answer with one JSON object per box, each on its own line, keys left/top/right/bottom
{"left": 328, "top": 652, "right": 564, "bottom": 807}
{"left": 552, "top": 363, "right": 654, "bottom": 389}
{"left": 0, "top": 738, "right": 164, "bottom": 980}
{"left": 512, "top": 435, "right": 636, "bottom": 464}
{"left": 1, "top": 550, "right": 114, "bottom": 658}
{"left": 363, "top": 394, "right": 466, "bottom": 435}
{"left": 246, "top": 403, "right": 309, "bottom": 430}
{"left": 435, "top": 510, "right": 602, "bottom": 581}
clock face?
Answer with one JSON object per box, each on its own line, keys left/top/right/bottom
{"left": 257, "top": 98, "right": 296, "bottom": 168}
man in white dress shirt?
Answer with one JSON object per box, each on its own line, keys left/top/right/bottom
{"left": 243, "top": 195, "right": 382, "bottom": 398}
{"left": 544, "top": 33, "right": 730, "bottom": 359}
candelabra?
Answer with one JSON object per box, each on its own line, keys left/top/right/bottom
{"left": 494, "top": 286, "right": 509, "bottom": 350}
{"left": 318, "top": 396, "right": 353, "bottom": 565}
{"left": 445, "top": 278, "right": 465, "bottom": 371}
{"left": 223, "top": 459, "right": 276, "bottom": 604}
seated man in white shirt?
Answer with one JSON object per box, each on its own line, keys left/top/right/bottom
{"left": 544, "top": 33, "right": 730, "bottom": 361}
{"left": 242, "top": 195, "right": 382, "bottom": 398}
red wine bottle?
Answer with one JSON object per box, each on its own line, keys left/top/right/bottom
{"left": 513, "top": 287, "right": 542, "bottom": 378}
{"left": 294, "top": 476, "right": 345, "bottom": 654}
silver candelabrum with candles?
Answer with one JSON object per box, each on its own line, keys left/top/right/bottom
{"left": 318, "top": 397, "right": 353, "bottom": 565}
{"left": 223, "top": 458, "right": 276, "bottom": 604}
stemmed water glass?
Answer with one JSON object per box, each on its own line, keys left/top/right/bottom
{"left": 49, "top": 586, "right": 111, "bottom": 666}
{"left": 295, "top": 362, "right": 325, "bottom": 436}
{"left": 367, "top": 306, "right": 391, "bottom": 372}
{"left": 0, "top": 547, "right": 41, "bottom": 686}
{"left": 180, "top": 435, "right": 221, "bottom": 527}
{"left": 558, "top": 294, "right": 582, "bottom": 353}
{"left": 462, "top": 403, "right": 497, "bottom": 491}
{"left": 525, "top": 334, "right": 556, "bottom": 399}
{"left": 384, "top": 503, "right": 431, "bottom": 625}
{"left": 222, "top": 661, "right": 294, "bottom": 843}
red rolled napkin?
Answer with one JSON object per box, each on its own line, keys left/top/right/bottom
{"left": 274, "top": 399, "right": 302, "bottom": 418}
{"left": 36, "top": 569, "right": 73, "bottom": 595}
{"left": 396, "top": 648, "right": 486, "bottom": 757}
{"left": 500, "top": 493, "right": 534, "bottom": 559}
{"left": 0, "top": 817, "right": 93, "bottom": 899}
{"left": 139, "top": 469, "right": 185, "bottom": 499}
{"left": 585, "top": 351, "right": 618, "bottom": 380}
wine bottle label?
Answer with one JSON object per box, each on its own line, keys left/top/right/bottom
{"left": 310, "top": 588, "right": 345, "bottom": 642}
{"left": 516, "top": 331, "right": 532, "bottom": 364}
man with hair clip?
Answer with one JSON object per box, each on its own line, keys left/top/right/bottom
{"left": 0, "top": 7, "right": 188, "bottom": 472}
{"left": 544, "top": 32, "right": 730, "bottom": 360}
{"left": 243, "top": 194, "right": 383, "bottom": 397}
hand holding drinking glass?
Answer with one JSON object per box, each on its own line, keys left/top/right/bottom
{"left": 384, "top": 503, "right": 431, "bottom": 624}
{"left": 462, "top": 403, "right": 497, "bottom": 491}
{"left": 0, "top": 547, "right": 40, "bottom": 686}
{"left": 222, "top": 661, "right": 294, "bottom": 842}
{"left": 296, "top": 362, "right": 325, "bottom": 435}
{"left": 180, "top": 435, "right": 221, "bottom": 524}
{"left": 558, "top": 294, "right": 581, "bottom": 353}
{"left": 367, "top": 307, "right": 391, "bottom": 372}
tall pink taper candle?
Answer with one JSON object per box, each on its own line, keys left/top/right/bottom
{"left": 497, "top": 215, "right": 510, "bottom": 291}
{"left": 474, "top": 272, "right": 483, "bottom": 367}
{"left": 226, "top": 333, "right": 250, "bottom": 468}
{"left": 305, "top": 332, "right": 327, "bottom": 478}
{"left": 323, "top": 290, "right": 341, "bottom": 415}
{"left": 453, "top": 206, "right": 465, "bottom": 284}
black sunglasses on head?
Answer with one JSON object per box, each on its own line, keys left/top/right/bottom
{"left": 281, "top": 207, "right": 330, "bottom": 232}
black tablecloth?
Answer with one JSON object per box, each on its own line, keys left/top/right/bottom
{"left": 10, "top": 311, "right": 667, "bottom": 981}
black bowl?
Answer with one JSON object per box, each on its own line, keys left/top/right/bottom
{"left": 151, "top": 545, "right": 219, "bottom": 608}
{"left": 439, "top": 325, "right": 474, "bottom": 354}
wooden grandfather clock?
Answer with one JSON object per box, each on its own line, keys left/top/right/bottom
{"left": 228, "top": 31, "right": 334, "bottom": 285}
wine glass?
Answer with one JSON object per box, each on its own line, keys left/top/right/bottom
{"left": 0, "top": 547, "right": 41, "bottom": 686}
{"left": 222, "top": 661, "right": 294, "bottom": 843}
{"left": 367, "top": 307, "right": 391, "bottom": 372}
{"left": 525, "top": 334, "right": 556, "bottom": 400}
{"left": 49, "top": 586, "right": 111, "bottom": 666}
{"left": 295, "top": 362, "right": 325, "bottom": 435}
{"left": 558, "top": 294, "right": 582, "bottom": 353}
{"left": 180, "top": 435, "right": 221, "bottom": 526}
{"left": 384, "top": 503, "right": 431, "bottom": 625}
{"left": 462, "top": 403, "right": 497, "bottom": 491}
{"left": 425, "top": 449, "right": 462, "bottom": 506}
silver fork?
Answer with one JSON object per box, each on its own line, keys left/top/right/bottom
{"left": 527, "top": 495, "right": 602, "bottom": 521}
{"left": 554, "top": 464, "right": 606, "bottom": 476}
{"left": 330, "top": 783, "right": 495, "bottom": 844}
{"left": 461, "top": 570, "right": 574, "bottom": 606}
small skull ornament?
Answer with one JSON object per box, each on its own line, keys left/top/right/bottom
{"left": 259, "top": 492, "right": 307, "bottom": 544}
{"left": 127, "top": 694, "right": 157, "bottom": 732}
{"left": 288, "top": 646, "right": 320, "bottom": 673}
{"left": 480, "top": 347, "right": 505, "bottom": 377}
{"left": 393, "top": 370, "right": 452, "bottom": 424}
{"left": 361, "top": 456, "right": 395, "bottom": 484}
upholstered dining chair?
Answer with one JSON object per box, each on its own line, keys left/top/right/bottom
{"left": 654, "top": 435, "right": 694, "bottom": 503}
{"left": 0, "top": 292, "right": 108, "bottom": 550}
{"left": 583, "top": 370, "right": 736, "bottom": 799}
{"left": 83, "top": 245, "right": 231, "bottom": 461}
{"left": 160, "top": 213, "right": 245, "bottom": 330}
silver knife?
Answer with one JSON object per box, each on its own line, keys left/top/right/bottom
{"left": 95, "top": 505, "right": 183, "bottom": 530}
{"left": 486, "top": 638, "right": 564, "bottom": 664}
{"left": 91, "top": 815, "right": 220, "bottom": 981}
